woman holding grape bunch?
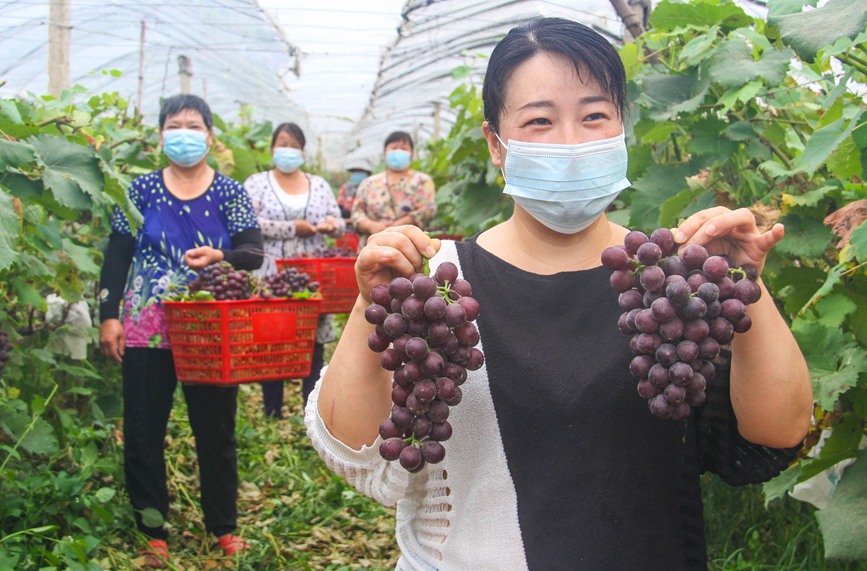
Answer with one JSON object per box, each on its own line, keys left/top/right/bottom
{"left": 243, "top": 122, "right": 346, "bottom": 417}
{"left": 305, "top": 17, "right": 812, "bottom": 570}
{"left": 98, "top": 94, "right": 263, "bottom": 567}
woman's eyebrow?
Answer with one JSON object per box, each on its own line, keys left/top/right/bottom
{"left": 515, "top": 96, "right": 613, "bottom": 113}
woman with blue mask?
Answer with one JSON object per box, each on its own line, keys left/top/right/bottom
{"left": 337, "top": 156, "right": 373, "bottom": 227}
{"left": 305, "top": 17, "right": 813, "bottom": 571}
{"left": 98, "top": 94, "right": 263, "bottom": 567}
{"left": 243, "top": 122, "right": 345, "bottom": 418}
{"left": 350, "top": 131, "right": 436, "bottom": 244}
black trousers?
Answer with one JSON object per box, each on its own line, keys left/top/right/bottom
{"left": 122, "top": 348, "right": 239, "bottom": 540}
{"left": 260, "top": 341, "right": 324, "bottom": 418}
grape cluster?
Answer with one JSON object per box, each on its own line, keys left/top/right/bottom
{"left": 0, "top": 329, "right": 12, "bottom": 380}
{"left": 258, "top": 267, "right": 319, "bottom": 299}
{"left": 188, "top": 262, "right": 253, "bottom": 301}
{"left": 300, "top": 246, "right": 355, "bottom": 258}
{"left": 365, "top": 261, "right": 484, "bottom": 472}
{"left": 601, "top": 228, "right": 763, "bottom": 421}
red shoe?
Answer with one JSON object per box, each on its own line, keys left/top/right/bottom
{"left": 216, "top": 534, "right": 250, "bottom": 557}
{"left": 139, "top": 539, "right": 169, "bottom": 569}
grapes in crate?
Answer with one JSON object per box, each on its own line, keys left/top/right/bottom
{"left": 188, "top": 261, "right": 254, "bottom": 301}
{"left": 259, "top": 266, "right": 319, "bottom": 299}
{"left": 365, "top": 261, "right": 484, "bottom": 472}
{"left": 601, "top": 228, "right": 762, "bottom": 421}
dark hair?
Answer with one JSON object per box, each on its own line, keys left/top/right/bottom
{"left": 384, "top": 131, "right": 414, "bottom": 151}
{"left": 482, "top": 18, "right": 626, "bottom": 133}
{"left": 159, "top": 94, "right": 213, "bottom": 130}
{"left": 271, "top": 122, "right": 306, "bottom": 150}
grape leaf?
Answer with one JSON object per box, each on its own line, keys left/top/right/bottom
{"left": 814, "top": 293, "right": 858, "bottom": 328}
{"left": 763, "top": 464, "right": 802, "bottom": 505}
{"left": 31, "top": 134, "right": 104, "bottom": 208}
{"left": 627, "top": 164, "right": 695, "bottom": 230}
{"left": 0, "top": 190, "right": 19, "bottom": 271}
{"left": 781, "top": 185, "right": 837, "bottom": 209}
{"left": 768, "top": 0, "right": 867, "bottom": 63}
{"left": 774, "top": 214, "right": 833, "bottom": 258}
{"left": 650, "top": 0, "right": 751, "bottom": 32}
{"left": 0, "top": 138, "right": 37, "bottom": 169}
{"left": 848, "top": 220, "right": 867, "bottom": 261}
{"left": 792, "top": 320, "right": 867, "bottom": 410}
{"left": 816, "top": 449, "right": 867, "bottom": 560}
{"left": 637, "top": 69, "right": 711, "bottom": 121}
{"left": 708, "top": 38, "right": 794, "bottom": 88}
{"left": 798, "top": 413, "right": 864, "bottom": 482}
{"left": 19, "top": 418, "right": 60, "bottom": 456}
{"left": 792, "top": 117, "right": 859, "bottom": 176}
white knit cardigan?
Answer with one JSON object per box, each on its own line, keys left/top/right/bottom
{"left": 305, "top": 240, "right": 531, "bottom": 571}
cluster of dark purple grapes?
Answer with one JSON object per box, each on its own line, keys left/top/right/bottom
{"left": 365, "top": 261, "right": 484, "bottom": 472}
{"left": 301, "top": 246, "right": 355, "bottom": 258}
{"left": 601, "top": 228, "right": 762, "bottom": 421}
{"left": 188, "top": 262, "right": 254, "bottom": 301}
{"left": 258, "top": 267, "right": 319, "bottom": 299}
{"left": 0, "top": 329, "right": 12, "bottom": 380}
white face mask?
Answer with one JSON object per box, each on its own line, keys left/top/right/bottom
{"left": 497, "top": 133, "right": 631, "bottom": 234}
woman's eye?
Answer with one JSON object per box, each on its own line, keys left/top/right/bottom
{"left": 526, "top": 117, "right": 551, "bottom": 126}
{"left": 584, "top": 112, "right": 608, "bottom": 122}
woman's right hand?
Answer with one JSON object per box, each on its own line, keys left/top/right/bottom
{"left": 295, "top": 219, "right": 318, "bottom": 237}
{"left": 354, "top": 225, "right": 440, "bottom": 304}
{"left": 99, "top": 319, "right": 125, "bottom": 363}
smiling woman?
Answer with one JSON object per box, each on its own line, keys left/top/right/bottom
{"left": 305, "top": 16, "right": 812, "bottom": 571}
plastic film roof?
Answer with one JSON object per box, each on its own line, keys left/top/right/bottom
{"left": 345, "top": 0, "right": 631, "bottom": 165}
{"left": 0, "top": 0, "right": 306, "bottom": 129}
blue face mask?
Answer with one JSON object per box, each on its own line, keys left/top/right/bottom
{"left": 497, "top": 133, "right": 631, "bottom": 234}
{"left": 273, "top": 147, "right": 305, "bottom": 173}
{"left": 385, "top": 149, "right": 411, "bottom": 171}
{"left": 163, "top": 129, "right": 209, "bottom": 167}
{"left": 349, "top": 172, "right": 368, "bottom": 185}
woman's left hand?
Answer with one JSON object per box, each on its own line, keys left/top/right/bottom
{"left": 184, "top": 246, "right": 224, "bottom": 270}
{"left": 316, "top": 216, "right": 338, "bottom": 235}
{"left": 674, "top": 206, "right": 783, "bottom": 275}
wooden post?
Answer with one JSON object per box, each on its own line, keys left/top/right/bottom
{"left": 137, "top": 20, "right": 146, "bottom": 113}
{"left": 609, "top": 0, "right": 645, "bottom": 41}
{"left": 48, "top": 0, "right": 71, "bottom": 97}
{"left": 177, "top": 55, "right": 193, "bottom": 94}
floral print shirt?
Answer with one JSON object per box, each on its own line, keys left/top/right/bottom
{"left": 110, "top": 170, "right": 258, "bottom": 348}
{"left": 350, "top": 170, "right": 436, "bottom": 232}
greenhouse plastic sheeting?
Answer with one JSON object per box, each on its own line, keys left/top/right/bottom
{"left": 345, "top": 0, "right": 633, "bottom": 165}
{"left": 0, "top": 0, "right": 307, "bottom": 129}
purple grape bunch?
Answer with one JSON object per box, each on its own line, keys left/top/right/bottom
{"left": 259, "top": 267, "right": 319, "bottom": 299}
{"left": 601, "top": 228, "right": 763, "bottom": 421}
{"left": 0, "top": 329, "right": 12, "bottom": 380}
{"left": 188, "top": 261, "right": 254, "bottom": 301}
{"left": 365, "top": 261, "right": 484, "bottom": 472}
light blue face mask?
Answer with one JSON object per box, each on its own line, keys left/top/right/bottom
{"left": 349, "top": 172, "right": 368, "bottom": 185}
{"left": 273, "top": 147, "right": 305, "bottom": 173}
{"left": 497, "top": 132, "right": 631, "bottom": 234}
{"left": 162, "top": 129, "right": 209, "bottom": 167}
{"left": 385, "top": 149, "right": 411, "bottom": 171}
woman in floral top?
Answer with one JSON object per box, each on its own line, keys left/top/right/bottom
{"left": 350, "top": 131, "right": 436, "bottom": 243}
{"left": 243, "top": 122, "right": 345, "bottom": 417}
{"left": 98, "top": 95, "right": 263, "bottom": 568}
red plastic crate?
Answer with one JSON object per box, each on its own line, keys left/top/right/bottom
{"left": 276, "top": 257, "right": 359, "bottom": 314}
{"left": 163, "top": 298, "right": 321, "bottom": 385}
{"left": 335, "top": 232, "right": 360, "bottom": 253}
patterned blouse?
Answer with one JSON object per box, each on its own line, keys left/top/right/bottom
{"left": 111, "top": 170, "right": 259, "bottom": 349}
{"left": 349, "top": 170, "right": 436, "bottom": 232}
{"left": 244, "top": 170, "right": 346, "bottom": 343}
{"left": 243, "top": 170, "right": 346, "bottom": 277}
